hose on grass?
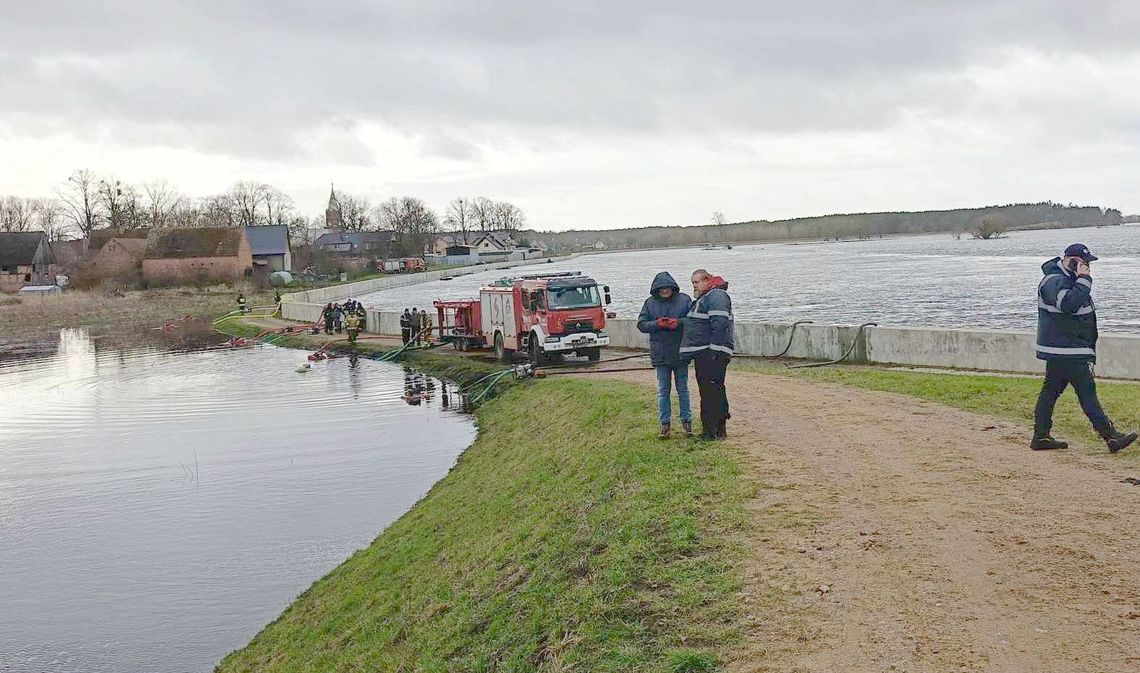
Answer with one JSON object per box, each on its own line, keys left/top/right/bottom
{"left": 786, "top": 322, "right": 878, "bottom": 370}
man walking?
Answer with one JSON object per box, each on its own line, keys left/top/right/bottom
{"left": 637, "top": 272, "right": 693, "bottom": 438}
{"left": 680, "top": 269, "right": 734, "bottom": 440}
{"left": 1032, "top": 243, "right": 1137, "bottom": 453}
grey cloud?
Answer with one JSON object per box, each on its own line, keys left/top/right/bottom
{"left": 4, "top": 0, "right": 1140, "bottom": 161}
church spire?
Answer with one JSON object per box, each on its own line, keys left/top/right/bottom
{"left": 325, "top": 182, "right": 343, "bottom": 230}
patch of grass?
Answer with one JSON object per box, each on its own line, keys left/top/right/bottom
{"left": 738, "top": 359, "right": 1140, "bottom": 458}
{"left": 217, "top": 378, "right": 748, "bottom": 672}
{"left": 666, "top": 649, "right": 719, "bottom": 672}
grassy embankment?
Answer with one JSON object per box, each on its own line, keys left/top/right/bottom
{"left": 217, "top": 375, "right": 748, "bottom": 671}
{"left": 739, "top": 359, "right": 1140, "bottom": 458}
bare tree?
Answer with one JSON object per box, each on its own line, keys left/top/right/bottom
{"left": 711, "top": 211, "right": 727, "bottom": 226}
{"left": 287, "top": 214, "right": 319, "bottom": 247}
{"left": 58, "top": 169, "right": 101, "bottom": 240}
{"left": 339, "top": 194, "right": 373, "bottom": 232}
{"left": 32, "top": 198, "right": 68, "bottom": 240}
{"left": 469, "top": 196, "right": 495, "bottom": 232}
{"left": 97, "top": 177, "right": 131, "bottom": 230}
{"left": 378, "top": 196, "right": 438, "bottom": 256}
{"left": 263, "top": 186, "right": 294, "bottom": 226}
{"left": 143, "top": 180, "right": 184, "bottom": 228}
{"left": 228, "top": 181, "right": 266, "bottom": 227}
{"left": 971, "top": 216, "right": 1008, "bottom": 240}
{"left": 491, "top": 201, "right": 526, "bottom": 235}
{"left": 199, "top": 194, "right": 237, "bottom": 228}
{"left": 443, "top": 197, "right": 474, "bottom": 243}
{"left": 0, "top": 196, "right": 37, "bottom": 232}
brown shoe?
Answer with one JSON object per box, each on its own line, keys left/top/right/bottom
{"left": 682, "top": 421, "right": 693, "bottom": 437}
{"left": 659, "top": 423, "right": 671, "bottom": 439}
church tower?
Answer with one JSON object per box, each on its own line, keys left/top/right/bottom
{"left": 325, "top": 184, "right": 343, "bottom": 231}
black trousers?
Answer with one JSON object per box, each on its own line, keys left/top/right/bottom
{"left": 694, "top": 350, "right": 730, "bottom": 438}
{"left": 401, "top": 329, "right": 410, "bottom": 345}
{"left": 1034, "top": 359, "right": 1113, "bottom": 438}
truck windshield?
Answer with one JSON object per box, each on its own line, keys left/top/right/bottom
{"left": 548, "top": 285, "right": 601, "bottom": 309}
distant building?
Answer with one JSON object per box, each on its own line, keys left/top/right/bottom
{"left": 429, "top": 232, "right": 477, "bottom": 256}
{"left": 325, "top": 184, "right": 343, "bottom": 231}
{"left": 142, "top": 228, "right": 252, "bottom": 285}
{"left": 0, "top": 231, "right": 56, "bottom": 292}
{"left": 245, "top": 225, "right": 292, "bottom": 271}
{"left": 313, "top": 231, "right": 394, "bottom": 258}
{"left": 87, "top": 237, "right": 147, "bottom": 280}
{"left": 472, "top": 231, "right": 516, "bottom": 253}
{"left": 593, "top": 240, "right": 608, "bottom": 250}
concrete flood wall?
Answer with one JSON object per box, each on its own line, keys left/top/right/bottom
{"left": 279, "top": 272, "right": 1140, "bottom": 380}
{"left": 284, "top": 254, "right": 575, "bottom": 305}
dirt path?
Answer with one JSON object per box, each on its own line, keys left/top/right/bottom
{"left": 600, "top": 369, "right": 1140, "bottom": 672}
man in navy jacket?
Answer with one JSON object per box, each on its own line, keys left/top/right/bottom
{"left": 680, "top": 269, "right": 734, "bottom": 440}
{"left": 1032, "top": 243, "right": 1136, "bottom": 452}
{"left": 637, "top": 272, "right": 693, "bottom": 438}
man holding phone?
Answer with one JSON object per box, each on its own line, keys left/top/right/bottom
{"left": 1032, "top": 243, "right": 1137, "bottom": 453}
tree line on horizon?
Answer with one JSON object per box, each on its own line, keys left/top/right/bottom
{"left": 540, "top": 202, "right": 1125, "bottom": 250}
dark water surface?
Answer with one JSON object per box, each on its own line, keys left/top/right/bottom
{"left": 359, "top": 225, "right": 1140, "bottom": 333}
{"left": 0, "top": 330, "right": 476, "bottom": 673}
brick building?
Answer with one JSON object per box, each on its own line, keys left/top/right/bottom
{"left": 142, "top": 228, "right": 252, "bottom": 285}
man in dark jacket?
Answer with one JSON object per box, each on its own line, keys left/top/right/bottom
{"left": 637, "top": 272, "right": 693, "bottom": 438}
{"left": 400, "top": 309, "right": 412, "bottom": 345}
{"left": 680, "top": 269, "right": 734, "bottom": 440}
{"left": 1032, "top": 243, "right": 1136, "bottom": 453}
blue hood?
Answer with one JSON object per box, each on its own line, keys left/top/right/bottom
{"left": 650, "top": 272, "right": 679, "bottom": 297}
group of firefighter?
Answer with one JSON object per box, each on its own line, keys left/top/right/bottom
{"left": 322, "top": 300, "right": 366, "bottom": 344}
{"left": 639, "top": 244, "right": 1137, "bottom": 453}
{"left": 399, "top": 307, "right": 434, "bottom": 346}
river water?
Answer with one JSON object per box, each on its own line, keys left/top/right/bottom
{"left": 358, "top": 225, "right": 1140, "bottom": 334}
{"left": 0, "top": 331, "right": 476, "bottom": 673}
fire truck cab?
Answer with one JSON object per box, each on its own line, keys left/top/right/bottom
{"left": 481, "top": 271, "right": 611, "bottom": 363}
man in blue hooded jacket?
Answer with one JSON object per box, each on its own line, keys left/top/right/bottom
{"left": 638, "top": 272, "right": 693, "bottom": 438}
{"left": 680, "top": 269, "right": 734, "bottom": 440}
{"left": 1032, "top": 243, "right": 1136, "bottom": 453}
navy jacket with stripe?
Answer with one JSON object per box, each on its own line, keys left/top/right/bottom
{"left": 680, "top": 279, "right": 734, "bottom": 361}
{"left": 1036, "top": 257, "right": 1097, "bottom": 362}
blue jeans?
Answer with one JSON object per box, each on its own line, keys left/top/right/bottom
{"left": 655, "top": 363, "right": 692, "bottom": 425}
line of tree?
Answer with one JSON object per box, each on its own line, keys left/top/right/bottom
{"left": 535, "top": 202, "right": 1125, "bottom": 251}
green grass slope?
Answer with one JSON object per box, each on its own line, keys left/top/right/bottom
{"left": 217, "top": 378, "right": 747, "bottom": 672}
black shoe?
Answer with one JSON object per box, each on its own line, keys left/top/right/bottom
{"left": 682, "top": 421, "right": 693, "bottom": 438}
{"left": 1107, "top": 431, "right": 1138, "bottom": 454}
{"left": 1030, "top": 436, "right": 1068, "bottom": 451}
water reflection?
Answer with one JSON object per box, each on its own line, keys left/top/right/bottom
{"left": 0, "top": 330, "right": 477, "bottom": 673}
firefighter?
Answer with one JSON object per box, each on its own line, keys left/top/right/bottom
{"left": 236, "top": 293, "right": 248, "bottom": 314}
{"left": 421, "top": 309, "right": 433, "bottom": 344}
{"left": 400, "top": 308, "right": 412, "bottom": 345}
{"left": 345, "top": 310, "right": 363, "bottom": 345}
{"left": 322, "top": 303, "right": 335, "bottom": 334}
{"left": 637, "top": 272, "right": 693, "bottom": 439}
{"left": 680, "top": 269, "right": 734, "bottom": 440}
{"left": 1031, "top": 244, "right": 1137, "bottom": 453}
{"left": 410, "top": 308, "right": 421, "bottom": 344}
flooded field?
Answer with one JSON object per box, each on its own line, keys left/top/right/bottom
{"left": 359, "top": 225, "right": 1140, "bottom": 333}
{"left": 0, "top": 330, "right": 476, "bottom": 673}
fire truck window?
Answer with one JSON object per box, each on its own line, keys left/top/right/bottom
{"left": 534, "top": 291, "right": 546, "bottom": 311}
{"left": 549, "top": 285, "right": 601, "bottom": 309}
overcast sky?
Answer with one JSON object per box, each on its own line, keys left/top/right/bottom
{"left": 3, "top": 1, "right": 1140, "bottom": 230}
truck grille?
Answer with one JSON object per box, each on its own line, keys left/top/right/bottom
{"left": 564, "top": 320, "right": 595, "bottom": 334}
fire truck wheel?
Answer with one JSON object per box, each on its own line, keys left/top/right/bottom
{"left": 528, "top": 333, "right": 546, "bottom": 365}
{"left": 586, "top": 347, "right": 602, "bottom": 362}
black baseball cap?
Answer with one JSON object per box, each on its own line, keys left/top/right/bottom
{"left": 1063, "top": 243, "right": 1098, "bottom": 262}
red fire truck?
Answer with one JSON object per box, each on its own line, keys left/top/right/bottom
{"left": 434, "top": 271, "right": 612, "bottom": 363}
